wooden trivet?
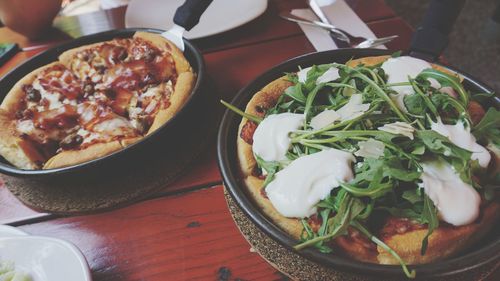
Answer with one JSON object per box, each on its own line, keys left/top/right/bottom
{"left": 1, "top": 86, "right": 221, "bottom": 215}
{"left": 223, "top": 188, "right": 499, "bottom": 281}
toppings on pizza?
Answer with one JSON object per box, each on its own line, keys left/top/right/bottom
{"left": 0, "top": 32, "right": 194, "bottom": 170}
{"left": 227, "top": 54, "right": 500, "bottom": 278}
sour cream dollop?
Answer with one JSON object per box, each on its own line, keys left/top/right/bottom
{"left": 381, "top": 56, "right": 438, "bottom": 111}
{"left": 420, "top": 159, "right": 481, "bottom": 226}
{"left": 266, "top": 149, "right": 356, "bottom": 218}
{"left": 430, "top": 119, "right": 491, "bottom": 168}
{"left": 252, "top": 113, "right": 304, "bottom": 162}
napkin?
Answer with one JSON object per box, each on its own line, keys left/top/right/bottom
{"left": 291, "top": 0, "right": 384, "bottom": 51}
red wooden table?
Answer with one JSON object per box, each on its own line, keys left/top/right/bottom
{"left": 0, "top": 1, "right": 496, "bottom": 280}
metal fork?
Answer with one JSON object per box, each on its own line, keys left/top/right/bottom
{"left": 279, "top": 11, "right": 398, "bottom": 49}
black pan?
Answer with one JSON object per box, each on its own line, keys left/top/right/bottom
{"left": 0, "top": 0, "right": 215, "bottom": 180}
{"left": 217, "top": 1, "right": 499, "bottom": 278}
{"left": 0, "top": 28, "right": 206, "bottom": 179}
{"left": 217, "top": 1, "right": 500, "bottom": 280}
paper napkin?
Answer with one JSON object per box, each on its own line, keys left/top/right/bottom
{"left": 291, "top": 0, "right": 384, "bottom": 51}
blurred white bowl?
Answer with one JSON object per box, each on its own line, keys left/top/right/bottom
{"left": 0, "top": 225, "right": 28, "bottom": 237}
{"left": 0, "top": 236, "right": 92, "bottom": 281}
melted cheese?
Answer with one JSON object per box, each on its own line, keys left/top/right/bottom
{"left": 266, "top": 149, "right": 355, "bottom": 218}
{"left": 381, "top": 56, "right": 433, "bottom": 111}
{"left": 33, "top": 80, "right": 63, "bottom": 110}
{"left": 420, "top": 159, "right": 481, "bottom": 226}
{"left": 93, "top": 117, "right": 135, "bottom": 136}
{"left": 431, "top": 119, "right": 491, "bottom": 168}
{"left": 252, "top": 113, "right": 304, "bottom": 162}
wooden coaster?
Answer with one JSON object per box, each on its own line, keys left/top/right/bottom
{"left": 1, "top": 87, "right": 221, "bottom": 215}
{"left": 223, "top": 188, "right": 500, "bottom": 281}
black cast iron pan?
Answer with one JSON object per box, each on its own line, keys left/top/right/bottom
{"left": 0, "top": 0, "right": 214, "bottom": 180}
{"left": 218, "top": 0, "right": 499, "bottom": 279}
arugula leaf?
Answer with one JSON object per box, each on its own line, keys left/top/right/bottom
{"left": 402, "top": 189, "right": 423, "bottom": 204}
{"left": 391, "top": 50, "right": 403, "bottom": 58}
{"left": 378, "top": 207, "right": 422, "bottom": 221}
{"left": 404, "top": 93, "right": 426, "bottom": 116}
{"left": 284, "top": 84, "right": 306, "bottom": 104}
{"left": 416, "top": 130, "right": 472, "bottom": 161}
{"left": 295, "top": 195, "right": 365, "bottom": 250}
{"left": 417, "top": 69, "right": 468, "bottom": 106}
{"left": 420, "top": 194, "right": 439, "bottom": 255}
{"left": 472, "top": 108, "right": 500, "bottom": 146}
{"left": 254, "top": 155, "right": 281, "bottom": 187}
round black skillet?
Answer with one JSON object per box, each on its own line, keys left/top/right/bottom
{"left": 217, "top": 1, "right": 499, "bottom": 278}
{"left": 0, "top": 27, "right": 206, "bottom": 179}
{"left": 217, "top": 48, "right": 500, "bottom": 279}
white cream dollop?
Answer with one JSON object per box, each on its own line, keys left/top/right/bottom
{"left": 266, "top": 149, "right": 356, "bottom": 218}
{"left": 420, "top": 159, "right": 481, "bottom": 226}
{"left": 430, "top": 119, "right": 491, "bottom": 168}
{"left": 381, "top": 56, "right": 434, "bottom": 111}
{"left": 252, "top": 113, "right": 304, "bottom": 162}
{"left": 309, "top": 94, "right": 370, "bottom": 130}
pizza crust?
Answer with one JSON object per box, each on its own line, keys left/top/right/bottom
{"left": 147, "top": 71, "right": 194, "bottom": 134}
{"left": 43, "top": 141, "right": 123, "bottom": 169}
{"left": 236, "top": 55, "right": 499, "bottom": 265}
{"left": 378, "top": 201, "right": 500, "bottom": 264}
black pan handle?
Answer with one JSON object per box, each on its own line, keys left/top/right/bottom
{"left": 173, "top": 0, "right": 214, "bottom": 31}
{"left": 409, "top": 0, "right": 465, "bottom": 62}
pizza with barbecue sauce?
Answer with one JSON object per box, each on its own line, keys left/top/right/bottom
{"left": 0, "top": 32, "right": 194, "bottom": 169}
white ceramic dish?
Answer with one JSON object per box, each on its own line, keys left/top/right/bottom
{"left": 125, "top": 0, "right": 268, "bottom": 39}
{"left": 0, "top": 236, "right": 92, "bottom": 281}
{"left": 0, "top": 225, "right": 28, "bottom": 237}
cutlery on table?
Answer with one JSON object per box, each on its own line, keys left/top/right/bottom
{"left": 280, "top": 4, "right": 398, "bottom": 48}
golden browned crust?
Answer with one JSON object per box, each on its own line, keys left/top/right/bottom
{"left": 133, "top": 32, "right": 195, "bottom": 135}
{"left": 237, "top": 55, "right": 498, "bottom": 265}
{"left": 43, "top": 141, "right": 123, "bottom": 169}
{"left": 147, "top": 72, "right": 194, "bottom": 134}
{"left": 133, "top": 31, "right": 191, "bottom": 73}
{"left": 378, "top": 201, "right": 500, "bottom": 264}
{"left": 58, "top": 42, "right": 108, "bottom": 67}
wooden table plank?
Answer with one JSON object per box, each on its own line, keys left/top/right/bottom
{"left": 18, "top": 186, "right": 282, "bottom": 281}
{"left": 0, "top": 16, "right": 413, "bottom": 224}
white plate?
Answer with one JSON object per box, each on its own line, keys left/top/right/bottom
{"left": 0, "top": 236, "right": 92, "bottom": 281}
{"left": 0, "top": 225, "right": 29, "bottom": 237}
{"left": 125, "top": 0, "right": 268, "bottom": 39}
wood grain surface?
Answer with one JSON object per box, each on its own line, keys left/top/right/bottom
{"left": 0, "top": 0, "right": 497, "bottom": 280}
